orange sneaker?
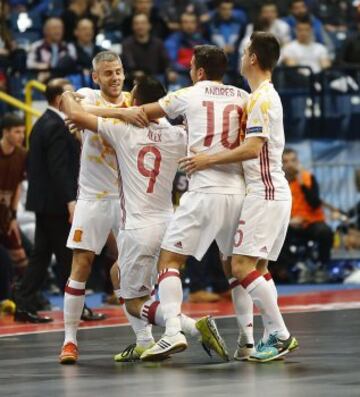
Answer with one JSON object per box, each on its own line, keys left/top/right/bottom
{"left": 59, "top": 342, "right": 79, "bottom": 364}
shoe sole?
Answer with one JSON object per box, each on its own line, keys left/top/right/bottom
{"left": 140, "top": 342, "right": 187, "bottom": 362}
{"left": 248, "top": 339, "right": 299, "bottom": 363}
{"left": 59, "top": 355, "right": 78, "bottom": 365}
{"left": 197, "top": 317, "right": 229, "bottom": 362}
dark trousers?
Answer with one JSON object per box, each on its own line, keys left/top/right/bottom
{"left": 15, "top": 213, "right": 72, "bottom": 311}
{"left": 287, "top": 221, "right": 334, "bottom": 265}
{"left": 184, "top": 242, "right": 229, "bottom": 293}
{"left": 0, "top": 245, "right": 13, "bottom": 301}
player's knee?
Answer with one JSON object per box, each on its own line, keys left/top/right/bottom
{"left": 158, "top": 250, "right": 184, "bottom": 271}
{"left": 231, "top": 255, "right": 256, "bottom": 281}
{"left": 256, "top": 259, "right": 268, "bottom": 275}
{"left": 71, "top": 251, "right": 93, "bottom": 280}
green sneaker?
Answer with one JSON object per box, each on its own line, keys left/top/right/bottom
{"left": 248, "top": 334, "right": 299, "bottom": 363}
{"left": 114, "top": 342, "right": 154, "bottom": 362}
{"left": 195, "top": 316, "right": 229, "bottom": 362}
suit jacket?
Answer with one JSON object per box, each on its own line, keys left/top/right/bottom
{"left": 26, "top": 108, "right": 80, "bottom": 215}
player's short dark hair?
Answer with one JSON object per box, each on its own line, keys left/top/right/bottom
{"left": 45, "top": 78, "right": 71, "bottom": 105}
{"left": 283, "top": 147, "right": 297, "bottom": 156}
{"left": 2, "top": 113, "right": 25, "bottom": 131}
{"left": 260, "top": 0, "right": 277, "bottom": 10}
{"left": 193, "top": 44, "right": 228, "bottom": 80}
{"left": 249, "top": 32, "right": 280, "bottom": 72}
{"left": 296, "top": 15, "right": 312, "bottom": 26}
{"left": 134, "top": 75, "right": 166, "bottom": 105}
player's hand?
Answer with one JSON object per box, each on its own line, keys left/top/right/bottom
{"left": 121, "top": 107, "right": 149, "bottom": 128}
{"left": 8, "top": 219, "right": 21, "bottom": 245}
{"left": 178, "top": 151, "right": 212, "bottom": 175}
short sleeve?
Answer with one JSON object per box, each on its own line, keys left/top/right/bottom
{"left": 77, "top": 88, "right": 96, "bottom": 105}
{"left": 317, "top": 44, "right": 329, "bottom": 61}
{"left": 97, "top": 117, "right": 127, "bottom": 149}
{"left": 245, "top": 95, "right": 271, "bottom": 139}
{"left": 158, "top": 88, "right": 191, "bottom": 119}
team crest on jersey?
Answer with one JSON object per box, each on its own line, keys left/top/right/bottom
{"left": 73, "top": 229, "right": 83, "bottom": 243}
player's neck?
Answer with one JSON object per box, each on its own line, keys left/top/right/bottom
{"left": 247, "top": 71, "right": 272, "bottom": 93}
{"left": 0, "top": 139, "right": 15, "bottom": 155}
{"left": 101, "top": 91, "right": 123, "bottom": 105}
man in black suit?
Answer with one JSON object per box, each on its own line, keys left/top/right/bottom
{"left": 14, "top": 78, "right": 105, "bottom": 322}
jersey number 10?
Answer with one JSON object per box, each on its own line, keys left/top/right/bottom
{"left": 137, "top": 146, "right": 162, "bottom": 193}
{"left": 202, "top": 101, "right": 243, "bottom": 149}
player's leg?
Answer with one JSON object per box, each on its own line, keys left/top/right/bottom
{"left": 59, "top": 200, "right": 113, "bottom": 364}
{"left": 143, "top": 193, "right": 231, "bottom": 361}
{"left": 232, "top": 199, "right": 298, "bottom": 362}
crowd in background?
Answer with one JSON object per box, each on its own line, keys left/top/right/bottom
{"left": 0, "top": 0, "right": 360, "bottom": 93}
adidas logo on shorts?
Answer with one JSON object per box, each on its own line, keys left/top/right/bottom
{"left": 174, "top": 241, "right": 183, "bottom": 249}
{"left": 260, "top": 246, "right": 268, "bottom": 254}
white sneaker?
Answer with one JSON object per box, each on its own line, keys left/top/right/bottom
{"left": 140, "top": 332, "right": 188, "bottom": 361}
{"left": 234, "top": 343, "right": 255, "bottom": 361}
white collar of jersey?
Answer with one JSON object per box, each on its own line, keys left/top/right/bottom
{"left": 47, "top": 106, "right": 66, "bottom": 120}
{"left": 255, "top": 79, "right": 272, "bottom": 92}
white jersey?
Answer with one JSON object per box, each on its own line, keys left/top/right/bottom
{"left": 159, "top": 80, "right": 248, "bottom": 194}
{"left": 242, "top": 80, "right": 291, "bottom": 201}
{"left": 77, "top": 88, "right": 132, "bottom": 200}
{"left": 98, "top": 117, "right": 186, "bottom": 229}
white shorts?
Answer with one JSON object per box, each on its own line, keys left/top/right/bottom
{"left": 161, "top": 191, "right": 244, "bottom": 261}
{"left": 118, "top": 222, "right": 168, "bottom": 299}
{"left": 233, "top": 197, "right": 291, "bottom": 261}
{"left": 67, "top": 199, "right": 121, "bottom": 255}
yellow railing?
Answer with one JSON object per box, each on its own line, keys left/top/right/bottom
{"left": 0, "top": 91, "right": 41, "bottom": 117}
{"left": 24, "top": 80, "right": 46, "bottom": 139}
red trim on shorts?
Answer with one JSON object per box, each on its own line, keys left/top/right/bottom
{"left": 264, "top": 272, "right": 272, "bottom": 281}
{"left": 158, "top": 269, "right": 180, "bottom": 284}
{"left": 147, "top": 301, "right": 160, "bottom": 325}
{"left": 65, "top": 286, "right": 85, "bottom": 296}
{"left": 240, "top": 270, "right": 262, "bottom": 289}
{"left": 229, "top": 279, "right": 241, "bottom": 289}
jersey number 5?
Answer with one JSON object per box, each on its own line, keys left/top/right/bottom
{"left": 137, "top": 146, "right": 162, "bottom": 193}
{"left": 202, "top": 101, "right": 243, "bottom": 149}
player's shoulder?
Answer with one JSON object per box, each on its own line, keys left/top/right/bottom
{"left": 227, "top": 84, "right": 250, "bottom": 103}
{"left": 122, "top": 91, "right": 132, "bottom": 107}
{"left": 77, "top": 87, "right": 99, "bottom": 104}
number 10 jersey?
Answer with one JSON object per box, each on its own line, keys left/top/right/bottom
{"left": 159, "top": 80, "right": 248, "bottom": 194}
{"left": 97, "top": 117, "right": 186, "bottom": 230}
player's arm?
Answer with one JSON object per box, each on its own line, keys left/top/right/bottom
{"left": 83, "top": 104, "right": 149, "bottom": 128}
{"left": 179, "top": 137, "right": 265, "bottom": 175}
{"left": 60, "top": 91, "right": 99, "bottom": 133}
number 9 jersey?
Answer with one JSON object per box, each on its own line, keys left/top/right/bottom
{"left": 97, "top": 117, "right": 187, "bottom": 230}
{"left": 159, "top": 81, "right": 249, "bottom": 194}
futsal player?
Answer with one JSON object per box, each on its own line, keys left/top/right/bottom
{"left": 179, "top": 32, "right": 299, "bottom": 362}
{"left": 59, "top": 51, "right": 132, "bottom": 364}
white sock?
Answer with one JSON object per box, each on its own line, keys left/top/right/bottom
{"left": 229, "top": 277, "right": 254, "bottom": 345}
{"left": 141, "top": 299, "right": 199, "bottom": 337}
{"left": 242, "top": 271, "right": 290, "bottom": 340}
{"left": 158, "top": 268, "right": 183, "bottom": 335}
{"left": 123, "top": 305, "right": 153, "bottom": 348}
{"left": 263, "top": 272, "right": 278, "bottom": 340}
{"left": 63, "top": 279, "right": 86, "bottom": 345}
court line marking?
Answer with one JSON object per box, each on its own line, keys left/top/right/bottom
{"left": 1, "top": 301, "right": 359, "bottom": 338}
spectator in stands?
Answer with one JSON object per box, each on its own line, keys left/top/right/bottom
{"left": 121, "top": 0, "right": 168, "bottom": 39}
{"left": 282, "top": 17, "right": 331, "bottom": 74}
{"left": 283, "top": 0, "right": 327, "bottom": 44}
{"left": 62, "top": 0, "right": 99, "bottom": 42}
{"left": 313, "top": 0, "right": 352, "bottom": 34}
{"left": 208, "top": 0, "right": 247, "bottom": 72}
{"left": 0, "top": 114, "right": 28, "bottom": 278}
{"left": 68, "top": 18, "right": 103, "bottom": 72}
{"left": 240, "top": 0, "right": 291, "bottom": 52}
{"left": 161, "top": 0, "right": 210, "bottom": 31}
{"left": 102, "top": 0, "right": 132, "bottom": 33}
{"left": 337, "top": 17, "right": 360, "bottom": 67}
{"left": 122, "top": 14, "right": 172, "bottom": 84}
{"left": 27, "top": 17, "right": 70, "bottom": 81}
{"left": 13, "top": 79, "right": 78, "bottom": 323}
{"left": 165, "top": 12, "right": 207, "bottom": 86}
{"left": 282, "top": 148, "right": 334, "bottom": 272}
